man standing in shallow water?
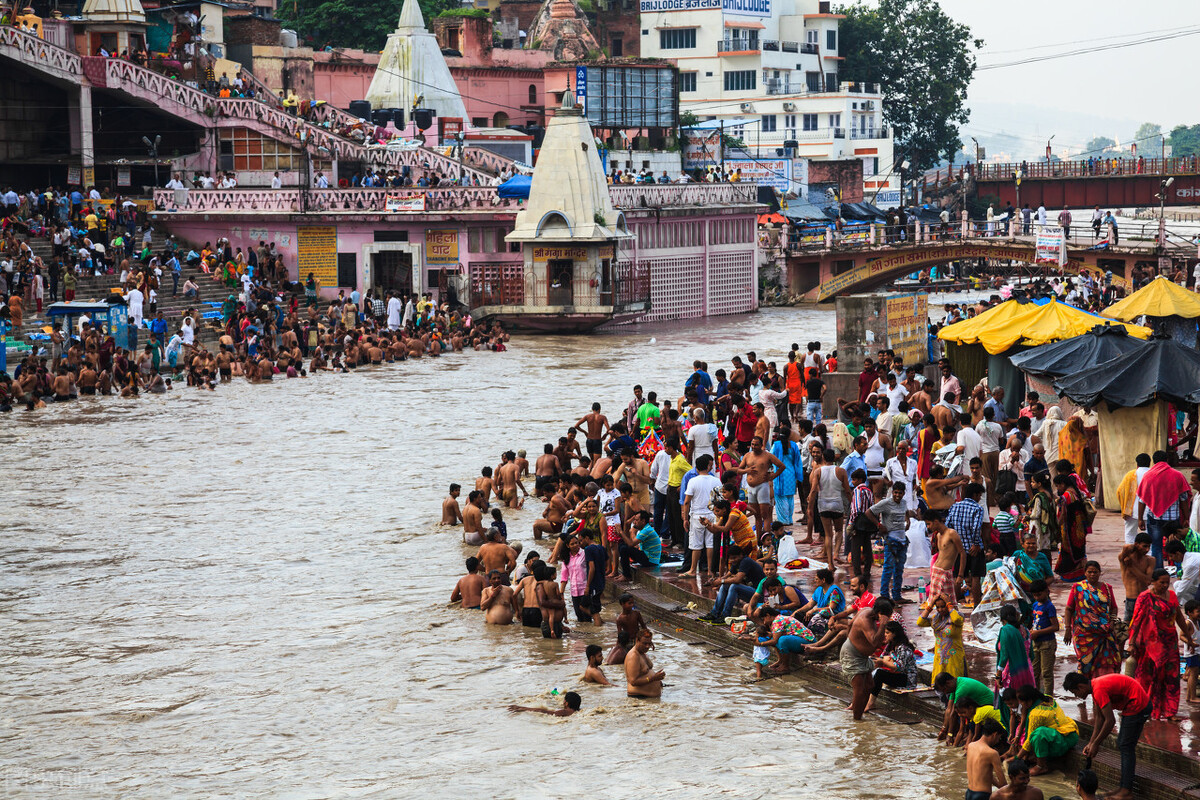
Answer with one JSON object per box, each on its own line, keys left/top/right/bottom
{"left": 841, "top": 597, "right": 893, "bottom": 720}
{"left": 626, "top": 629, "right": 664, "bottom": 697}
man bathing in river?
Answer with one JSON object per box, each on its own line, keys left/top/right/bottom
{"left": 626, "top": 629, "right": 665, "bottom": 697}
{"left": 480, "top": 570, "right": 515, "bottom": 625}
{"left": 534, "top": 443, "right": 561, "bottom": 499}
{"left": 450, "top": 557, "right": 485, "bottom": 609}
{"left": 495, "top": 450, "right": 528, "bottom": 509}
{"left": 840, "top": 597, "right": 894, "bottom": 720}
{"left": 965, "top": 719, "right": 1008, "bottom": 800}
{"left": 462, "top": 490, "right": 488, "bottom": 546}
{"left": 534, "top": 562, "right": 568, "bottom": 639}
{"left": 476, "top": 529, "right": 518, "bottom": 580}
{"left": 508, "top": 692, "right": 581, "bottom": 716}
{"left": 575, "top": 402, "right": 611, "bottom": 459}
{"left": 440, "top": 483, "right": 463, "bottom": 525}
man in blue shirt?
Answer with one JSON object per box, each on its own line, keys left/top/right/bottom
{"left": 685, "top": 359, "right": 713, "bottom": 405}
{"left": 984, "top": 387, "right": 1008, "bottom": 425}
{"left": 149, "top": 312, "right": 169, "bottom": 345}
{"left": 167, "top": 253, "right": 181, "bottom": 296}
{"left": 618, "top": 509, "right": 661, "bottom": 580}
{"left": 840, "top": 435, "right": 869, "bottom": 480}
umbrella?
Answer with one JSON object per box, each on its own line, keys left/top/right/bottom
{"left": 1054, "top": 336, "right": 1200, "bottom": 407}
{"left": 1102, "top": 276, "right": 1200, "bottom": 321}
{"left": 757, "top": 212, "right": 786, "bottom": 225}
{"left": 1008, "top": 324, "right": 1146, "bottom": 378}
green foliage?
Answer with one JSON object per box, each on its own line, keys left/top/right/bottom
{"left": 576, "top": 0, "right": 595, "bottom": 10}
{"left": 437, "top": 6, "right": 490, "bottom": 17}
{"left": 594, "top": 212, "right": 607, "bottom": 226}
{"left": 1168, "top": 124, "right": 1200, "bottom": 159}
{"left": 838, "top": 0, "right": 982, "bottom": 174}
{"left": 1134, "top": 122, "right": 1162, "bottom": 145}
{"left": 1085, "top": 136, "right": 1116, "bottom": 155}
{"left": 679, "top": 110, "right": 700, "bottom": 129}
{"left": 276, "top": 0, "right": 456, "bottom": 51}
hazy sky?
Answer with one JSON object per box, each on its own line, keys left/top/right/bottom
{"left": 860, "top": 1, "right": 1198, "bottom": 158}
{"left": 935, "top": 0, "right": 1195, "bottom": 149}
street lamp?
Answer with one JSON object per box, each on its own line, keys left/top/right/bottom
{"left": 142, "top": 134, "right": 161, "bottom": 187}
{"left": 1159, "top": 176, "right": 1174, "bottom": 249}
{"left": 1045, "top": 134, "right": 1055, "bottom": 163}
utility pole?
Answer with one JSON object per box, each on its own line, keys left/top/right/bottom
{"left": 719, "top": 119, "right": 725, "bottom": 177}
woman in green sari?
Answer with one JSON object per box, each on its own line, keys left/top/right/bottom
{"left": 995, "top": 604, "right": 1035, "bottom": 727}
{"left": 1013, "top": 534, "right": 1052, "bottom": 591}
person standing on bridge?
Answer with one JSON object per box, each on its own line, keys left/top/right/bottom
{"left": 1022, "top": 204, "right": 1032, "bottom": 235}
{"left": 1058, "top": 208, "right": 1072, "bottom": 240}
{"left": 1091, "top": 206, "right": 1103, "bottom": 239}
{"left": 1037, "top": 204, "right": 1047, "bottom": 230}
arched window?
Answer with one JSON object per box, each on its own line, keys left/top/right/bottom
{"left": 493, "top": 111, "right": 509, "bottom": 127}
{"left": 528, "top": 84, "right": 537, "bottom": 104}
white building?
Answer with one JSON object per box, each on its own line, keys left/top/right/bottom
{"left": 639, "top": 0, "right": 899, "bottom": 203}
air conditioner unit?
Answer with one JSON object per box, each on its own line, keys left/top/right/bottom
{"left": 862, "top": 100, "right": 875, "bottom": 110}
{"left": 783, "top": 102, "right": 796, "bottom": 111}
{"left": 740, "top": 102, "right": 755, "bottom": 112}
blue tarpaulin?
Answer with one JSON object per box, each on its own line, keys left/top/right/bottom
{"left": 497, "top": 175, "right": 531, "bottom": 199}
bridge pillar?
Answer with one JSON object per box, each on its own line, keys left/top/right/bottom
{"left": 67, "top": 85, "right": 95, "bottom": 187}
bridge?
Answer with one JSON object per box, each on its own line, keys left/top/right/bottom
{"left": 0, "top": 25, "right": 510, "bottom": 187}
{"left": 921, "top": 156, "right": 1200, "bottom": 210}
{"left": 784, "top": 215, "right": 1199, "bottom": 302}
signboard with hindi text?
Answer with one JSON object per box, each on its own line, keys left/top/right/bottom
{"left": 885, "top": 293, "right": 929, "bottom": 365}
{"left": 386, "top": 193, "right": 426, "bottom": 212}
{"left": 425, "top": 230, "right": 459, "bottom": 266}
{"left": 640, "top": 0, "right": 769, "bottom": 13}
{"left": 297, "top": 226, "right": 338, "bottom": 286}
{"left": 532, "top": 246, "right": 589, "bottom": 262}
{"left": 1035, "top": 226, "right": 1066, "bottom": 266}
{"left": 724, "top": 158, "right": 793, "bottom": 193}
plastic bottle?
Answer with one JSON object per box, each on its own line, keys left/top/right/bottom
{"left": 550, "top": 687, "right": 561, "bottom": 696}
{"left": 917, "top": 577, "right": 927, "bottom": 604}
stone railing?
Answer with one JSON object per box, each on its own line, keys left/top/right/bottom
{"left": 152, "top": 186, "right": 511, "bottom": 213}
{"left": 0, "top": 24, "right": 82, "bottom": 83}
{"left": 609, "top": 182, "right": 759, "bottom": 209}
{"left": 462, "top": 146, "right": 517, "bottom": 176}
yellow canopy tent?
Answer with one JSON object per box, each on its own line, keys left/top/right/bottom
{"left": 940, "top": 298, "right": 1152, "bottom": 355}
{"left": 1102, "top": 276, "right": 1200, "bottom": 321}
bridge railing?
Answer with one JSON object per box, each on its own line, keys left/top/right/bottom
{"left": 152, "top": 186, "right": 511, "bottom": 213}
{"left": 976, "top": 156, "right": 1200, "bottom": 181}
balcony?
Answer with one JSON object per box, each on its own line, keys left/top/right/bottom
{"left": 848, "top": 82, "right": 880, "bottom": 94}
{"left": 849, "top": 126, "right": 888, "bottom": 140}
{"left": 801, "top": 42, "right": 819, "bottom": 55}
{"left": 718, "top": 39, "right": 760, "bottom": 53}
{"left": 781, "top": 41, "right": 799, "bottom": 53}
{"left": 762, "top": 39, "right": 778, "bottom": 51}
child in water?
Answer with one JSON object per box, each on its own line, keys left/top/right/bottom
{"left": 752, "top": 621, "right": 772, "bottom": 679}
{"left": 605, "top": 594, "right": 648, "bottom": 665}
{"left": 582, "top": 645, "right": 612, "bottom": 686}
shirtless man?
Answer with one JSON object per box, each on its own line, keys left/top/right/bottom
{"left": 440, "top": 483, "right": 463, "bottom": 525}
{"left": 534, "top": 443, "right": 561, "bottom": 499}
{"left": 533, "top": 485, "right": 571, "bottom": 540}
{"left": 480, "top": 570, "right": 516, "bottom": 625}
{"left": 534, "top": 561, "right": 567, "bottom": 638}
{"left": 931, "top": 392, "right": 958, "bottom": 433}
{"left": 926, "top": 510, "right": 964, "bottom": 605}
{"left": 1119, "top": 532, "right": 1154, "bottom": 621}
{"left": 625, "top": 629, "right": 665, "bottom": 698}
{"left": 613, "top": 448, "right": 652, "bottom": 510}
{"left": 513, "top": 561, "right": 543, "bottom": 628}
{"left": 989, "top": 759, "right": 1042, "bottom": 800}
{"left": 462, "top": 490, "right": 488, "bottom": 545}
{"left": 78, "top": 364, "right": 97, "bottom": 395}
{"left": 475, "top": 466, "right": 495, "bottom": 508}
{"left": 52, "top": 368, "right": 72, "bottom": 402}
{"left": 495, "top": 451, "right": 527, "bottom": 509}
{"left": 925, "top": 465, "right": 968, "bottom": 514}
{"left": 738, "top": 435, "right": 785, "bottom": 537}
{"left": 575, "top": 402, "right": 611, "bottom": 460}
{"left": 840, "top": 597, "right": 893, "bottom": 720}
{"left": 450, "top": 557, "right": 485, "bottom": 608}
{"left": 476, "top": 529, "right": 518, "bottom": 578}
{"left": 508, "top": 692, "right": 580, "bottom": 717}
{"left": 965, "top": 719, "right": 1008, "bottom": 800}
{"left": 514, "top": 450, "right": 529, "bottom": 480}
{"left": 753, "top": 402, "right": 771, "bottom": 443}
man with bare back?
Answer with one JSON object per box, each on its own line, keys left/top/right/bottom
{"left": 477, "top": 529, "right": 517, "bottom": 578}
{"left": 495, "top": 451, "right": 527, "bottom": 509}
{"left": 463, "top": 490, "right": 488, "bottom": 546}
{"left": 575, "top": 402, "right": 611, "bottom": 460}
{"left": 840, "top": 597, "right": 893, "bottom": 720}
{"left": 534, "top": 443, "right": 561, "bottom": 499}
{"left": 440, "top": 483, "right": 463, "bottom": 525}
{"left": 925, "top": 510, "right": 963, "bottom": 606}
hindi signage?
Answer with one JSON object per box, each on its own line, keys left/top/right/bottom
{"left": 297, "top": 226, "right": 338, "bottom": 286}
{"left": 639, "top": 0, "right": 768, "bottom": 13}
{"left": 385, "top": 193, "right": 426, "bottom": 212}
{"left": 425, "top": 230, "right": 459, "bottom": 266}
{"left": 532, "top": 246, "right": 589, "bottom": 262}
{"left": 885, "top": 293, "right": 928, "bottom": 365}
{"left": 1034, "top": 226, "right": 1066, "bottom": 266}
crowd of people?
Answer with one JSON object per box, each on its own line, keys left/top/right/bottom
{"left": 446, "top": 325, "right": 1200, "bottom": 799}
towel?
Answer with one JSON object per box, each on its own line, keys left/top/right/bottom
{"left": 1137, "top": 461, "right": 1190, "bottom": 519}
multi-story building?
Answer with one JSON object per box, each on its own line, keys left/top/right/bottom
{"left": 639, "top": 0, "right": 899, "bottom": 203}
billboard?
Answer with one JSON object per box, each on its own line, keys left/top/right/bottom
{"left": 297, "top": 226, "right": 338, "bottom": 286}
{"left": 581, "top": 66, "right": 677, "bottom": 130}
{"left": 425, "top": 230, "right": 460, "bottom": 266}
{"left": 683, "top": 129, "right": 721, "bottom": 170}
{"left": 724, "top": 157, "right": 793, "bottom": 192}
{"left": 1035, "top": 226, "right": 1066, "bottom": 266}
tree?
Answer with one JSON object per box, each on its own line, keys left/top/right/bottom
{"left": 1085, "top": 136, "right": 1116, "bottom": 155}
{"left": 838, "top": 0, "right": 981, "bottom": 174}
{"left": 1169, "top": 124, "right": 1200, "bottom": 159}
{"left": 1134, "top": 122, "right": 1162, "bottom": 146}
{"left": 276, "top": 0, "right": 456, "bottom": 52}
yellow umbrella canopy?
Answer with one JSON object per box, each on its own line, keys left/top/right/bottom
{"left": 1102, "top": 276, "right": 1200, "bottom": 321}
{"left": 941, "top": 298, "right": 1152, "bottom": 355}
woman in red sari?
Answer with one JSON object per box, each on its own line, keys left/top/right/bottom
{"left": 1053, "top": 474, "right": 1089, "bottom": 582}
{"left": 916, "top": 416, "right": 939, "bottom": 494}
{"left": 1128, "top": 568, "right": 1194, "bottom": 720}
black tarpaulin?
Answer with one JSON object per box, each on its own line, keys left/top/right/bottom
{"left": 1054, "top": 337, "right": 1200, "bottom": 408}
{"left": 1008, "top": 324, "right": 1145, "bottom": 378}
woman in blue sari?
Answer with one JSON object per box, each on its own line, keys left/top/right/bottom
{"left": 771, "top": 425, "right": 804, "bottom": 525}
{"left": 1013, "top": 534, "right": 1053, "bottom": 591}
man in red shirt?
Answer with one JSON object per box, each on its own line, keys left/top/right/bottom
{"left": 1064, "top": 671, "right": 1151, "bottom": 800}
{"left": 857, "top": 358, "right": 876, "bottom": 403}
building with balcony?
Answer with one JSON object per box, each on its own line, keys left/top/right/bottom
{"left": 639, "top": 0, "right": 899, "bottom": 203}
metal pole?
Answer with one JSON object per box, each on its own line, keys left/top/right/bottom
{"left": 719, "top": 120, "right": 725, "bottom": 177}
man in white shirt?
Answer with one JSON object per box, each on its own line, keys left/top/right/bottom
{"left": 402, "top": 294, "right": 415, "bottom": 328}
{"left": 975, "top": 406, "right": 1005, "bottom": 502}
{"left": 1167, "top": 540, "right": 1200, "bottom": 606}
{"left": 125, "top": 286, "right": 144, "bottom": 326}
{"left": 649, "top": 445, "right": 672, "bottom": 537}
{"left": 165, "top": 174, "right": 185, "bottom": 190}
{"left": 955, "top": 412, "right": 981, "bottom": 465}
{"left": 680, "top": 454, "right": 722, "bottom": 578}
{"left": 686, "top": 408, "right": 716, "bottom": 463}
{"left": 271, "top": 172, "right": 282, "bottom": 189}
{"left": 386, "top": 292, "right": 402, "bottom": 330}
{"left": 883, "top": 372, "right": 908, "bottom": 412}
{"left": 315, "top": 172, "right": 329, "bottom": 189}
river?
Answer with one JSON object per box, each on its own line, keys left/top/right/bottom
{"left": 0, "top": 304, "right": 1074, "bottom": 798}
